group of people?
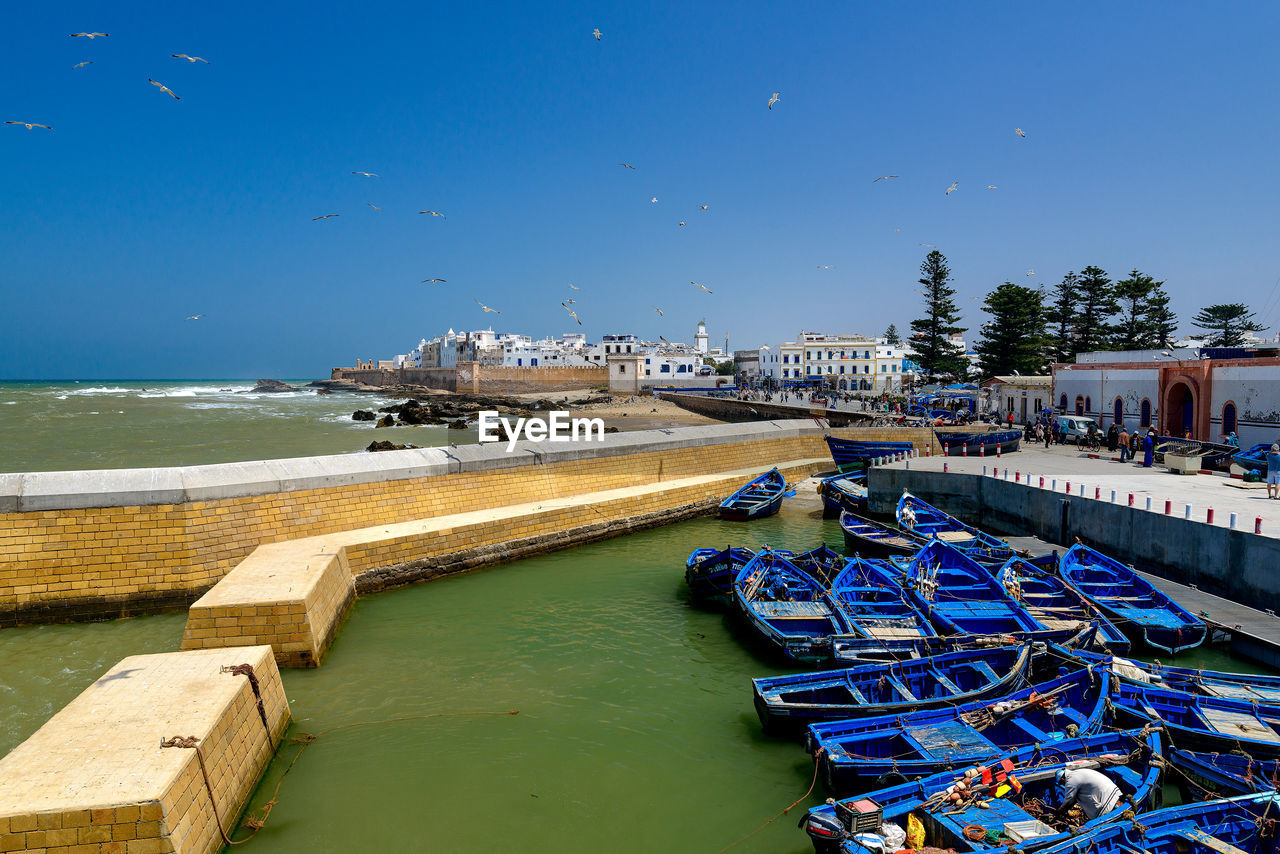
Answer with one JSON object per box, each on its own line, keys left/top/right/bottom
{"left": 1025, "top": 416, "right": 1163, "bottom": 467}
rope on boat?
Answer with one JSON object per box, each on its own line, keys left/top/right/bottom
{"left": 715, "top": 748, "right": 824, "bottom": 854}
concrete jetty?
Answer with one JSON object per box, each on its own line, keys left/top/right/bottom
{"left": 0, "top": 645, "right": 288, "bottom": 854}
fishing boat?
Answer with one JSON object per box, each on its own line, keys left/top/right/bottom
{"left": 994, "top": 557, "right": 1132, "bottom": 654}
{"left": 684, "top": 546, "right": 757, "bottom": 605}
{"left": 802, "top": 728, "right": 1164, "bottom": 854}
{"left": 1108, "top": 680, "right": 1280, "bottom": 756}
{"left": 732, "top": 550, "right": 852, "bottom": 663}
{"left": 825, "top": 435, "right": 914, "bottom": 472}
{"left": 1058, "top": 543, "right": 1207, "bottom": 654}
{"left": 839, "top": 511, "right": 928, "bottom": 560}
{"left": 792, "top": 544, "right": 847, "bottom": 586}
{"left": 1170, "top": 749, "right": 1280, "bottom": 797}
{"left": 827, "top": 621, "right": 1101, "bottom": 667}
{"left": 1031, "top": 792, "right": 1280, "bottom": 854}
{"left": 808, "top": 665, "right": 1110, "bottom": 795}
{"left": 901, "top": 541, "right": 1049, "bottom": 637}
{"left": 1154, "top": 437, "right": 1238, "bottom": 470}
{"left": 827, "top": 556, "right": 937, "bottom": 642}
{"left": 751, "top": 643, "right": 1031, "bottom": 734}
{"left": 896, "top": 491, "right": 1016, "bottom": 567}
{"left": 1073, "top": 650, "right": 1280, "bottom": 703}
{"left": 1232, "top": 442, "right": 1271, "bottom": 475}
{"left": 936, "top": 428, "right": 1022, "bottom": 456}
{"left": 820, "top": 473, "right": 868, "bottom": 518}
{"left": 718, "top": 467, "right": 790, "bottom": 520}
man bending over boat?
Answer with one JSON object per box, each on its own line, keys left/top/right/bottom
{"left": 1053, "top": 767, "right": 1121, "bottom": 821}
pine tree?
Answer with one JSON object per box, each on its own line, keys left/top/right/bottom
{"left": 1072, "top": 266, "right": 1117, "bottom": 354}
{"left": 908, "top": 250, "right": 968, "bottom": 379}
{"left": 1191, "top": 303, "right": 1267, "bottom": 347}
{"left": 1044, "top": 272, "right": 1078, "bottom": 363}
{"left": 974, "top": 282, "right": 1048, "bottom": 379}
{"left": 883, "top": 323, "right": 901, "bottom": 345}
{"left": 1112, "top": 270, "right": 1177, "bottom": 350}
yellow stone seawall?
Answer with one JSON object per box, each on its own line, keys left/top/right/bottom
{"left": 0, "top": 645, "right": 289, "bottom": 854}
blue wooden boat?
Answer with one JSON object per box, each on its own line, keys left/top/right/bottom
{"left": 897, "top": 491, "right": 1016, "bottom": 567}
{"left": 1073, "top": 649, "right": 1280, "bottom": 703}
{"left": 718, "top": 467, "right": 789, "bottom": 520}
{"left": 733, "top": 550, "right": 852, "bottom": 663}
{"left": 902, "top": 541, "right": 1049, "bottom": 637}
{"left": 684, "top": 546, "right": 757, "bottom": 604}
{"left": 803, "top": 728, "right": 1164, "bottom": 854}
{"left": 792, "top": 544, "right": 848, "bottom": 586}
{"left": 751, "top": 643, "right": 1031, "bottom": 734}
{"left": 1154, "top": 437, "right": 1238, "bottom": 469}
{"left": 828, "top": 556, "right": 937, "bottom": 643}
{"left": 809, "top": 666, "right": 1110, "bottom": 795}
{"left": 936, "top": 428, "right": 1022, "bottom": 456}
{"left": 839, "top": 511, "right": 928, "bottom": 560}
{"left": 825, "top": 435, "right": 914, "bottom": 472}
{"left": 1232, "top": 442, "right": 1271, "bottom": 474}
{"left": 1032, "top": 792, "right": 1280, "bottom": 854}
{"left": 1058, "top": 543, "right": 1207, "bottom": 654}
{"left": 1109, "top": 680, "right": 1280, "bottom": 756}
{"left": 994, "top": 557, "right": 1132, "bottom": 654}
{"left": 820, "top": 473, "right": 868, "bottom": 518}
{"left": 1170, "top": 749, "right": 1280, "bottom": 796}
{"left": 828, "top": 621, "right": 1102, "bottom": 666}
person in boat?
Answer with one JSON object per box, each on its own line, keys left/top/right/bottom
{"left": 1054, "top": 767, "right": 1122, "bottom": 821}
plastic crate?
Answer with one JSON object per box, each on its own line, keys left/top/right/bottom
{"left": 835, "top": 798, "right": 883, "bottom": 832}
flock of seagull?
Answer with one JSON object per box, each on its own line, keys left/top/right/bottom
{"left": 9, "top": 27, "right": 1032, "bottom": 331}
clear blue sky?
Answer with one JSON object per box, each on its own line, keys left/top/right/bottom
{"left": 3, "top": 1, "right": 1279, "bottom": 379}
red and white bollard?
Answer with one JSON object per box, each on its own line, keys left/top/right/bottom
{"left": 962, "top": 443, "right": 968, "bottom": 456}
{"left": 1164, "top": 500, "right": 1172, "bottom": 515}
{"left": 943, "top": 462, "right": 949, "bottom": 473}
{"left": 1066, "top": 481, "right": 1071, "bottom": 494}
{"left": 1094, "top": 486, "right": 1101, "bottom": 500}
{"left": 1207, "top": 507, "right": 1215, "bottom": 525}
{"left": 1257, "top": 517, "right": 1264, "bottom": 534}
{"left": 1128, "top": 493, "right": 1135, "bottom": 507}
{"left": 1015, "top": 471, "right": 1021, "bottom": 483}
{"left": 1039, "top": 476, "right": 1045, "bottom": 488}
{"left": 996, "top": 444, "right": 1001, "bottom": 458}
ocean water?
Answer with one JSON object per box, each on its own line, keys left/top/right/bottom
{"left": 0, "top": 380, "right": 479, "bottom": 472}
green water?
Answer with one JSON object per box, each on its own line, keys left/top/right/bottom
{"left": 0, "top": 505, "right": 1274, "bottom": 853}
{"left": 0, "top": 381, "right": 478, "bottom": 472}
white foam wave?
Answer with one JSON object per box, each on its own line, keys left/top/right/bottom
{"left": 137, "top": 384, "right": 254, "bottom": 398}
{"left": 63, "top": 386, "right": 132, "bottom": 395}
{"left": 1, "top": 401, "right": 14, "bottom": 405}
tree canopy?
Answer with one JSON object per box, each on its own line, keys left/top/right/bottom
{"left": 1111, "top": 270, "right": 1177, "bottom": 350}
{"left": 1072, "top": 266, "right": 1117, "bottom": 354}
{"left": 1044, "top": 272, "right": 1078, "bottom": 363}
{"left": 1191, "top": 303, "right": 1266, "bottom": 347}
{"left": 908, "top": 250, "right": 968, "bottom": 379}
{"left": 883, "top": 323, "right": 901, "bottom": 345}
{"left": 974, "top": 282, "right": 1048, "bottom": 379}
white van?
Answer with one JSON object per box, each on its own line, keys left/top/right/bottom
{"left": 1057, "top": 415, "right": 1099, "bottom": 444}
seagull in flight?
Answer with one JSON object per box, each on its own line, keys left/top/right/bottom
{"left": 185, "top": 314, "right": 203, "bottom": 321}
{"left": 659, "top": 335, "right": 671, "bottom": 344}
{"left": 70, "top": 32, "right": 108, "bottom": 38}
{"left": 418, "top": 210, "right": 446, "bottom": 218}
{"left": 564, "top": 298, "right": 575, "bottom": 304}
{"left": 73, "top": 61, "right": 93, "bottom": 69}
{"left": 1025, "top": 269, "right": 1036, "bottom": 276}
{"left": 678, "top": 221, "right": 686, "bottom": 227}
{"left": 1015, "top": 128, "right": 1026, "bottom": 138}
{"left": 817, "top": 265, "right": 834, "bottom": 270}
{"left": 767, "top": 92, "right": 780, "bottom": 110}
{"left": 148, "top": 79, "right": 180, "bottom": 100}
{"left": 561, "top": 303, "right": 581, "bottom": 325}
{"left": 985, "top": 185, "right": 997, "bottom": 190}
{"left": 872, "top": 175, "right": 898, "bottom": 183}
{"left": 945, "top": 182, "right": 958, "bottom": 195}
{"left": 653, "top": 306, "right": 664, "bottom": 316}
{"left": 421, "top": 277, "right": 447, "bottom": 284}
{"left": 618, "top": 162, "right": 636, "bottom": 169}
{"left": 651, "top": 197, "right": 658, "bottom": 203}
{"left": 568, "top": 284, "right": 580, "bottom": 290}
{"left": 690, "top": 281, "right": 713, "bottom": 294}
{"left": 351, "top": 171, "right": 378, "bottom": 178}
{"left": 699, "top": 204, "right": 710, "bottom": 210}
{"left": 312, "top": 214, "right": 340, "bottom": 220}
{"left": 475, "top": 299, "right": 500, "bottom": 314}
{"left": 171, "top": 54, "right": 209, "bottom": 63}
{"left": 919, "top": 243, "right": 935, "bottom": 248}
{"left": 5, "top": 121, "right": 51, "bottom": 130}
{"left": 593, "top": 28, "right": 602, "bottom": 40}
{"left": 367, "top": 203, "right": 380, "bottom": 210}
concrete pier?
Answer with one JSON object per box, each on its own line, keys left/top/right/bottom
{"left": 0, "top": 646, "right": 289, "bottom": 854}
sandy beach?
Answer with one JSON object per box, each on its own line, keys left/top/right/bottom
{"left": 513, "top": 390, "right": 719, "bottom": 431}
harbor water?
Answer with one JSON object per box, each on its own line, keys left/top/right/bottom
{"left": 0, "top": 502, "right": 1273, "bottom": 853}
{"left": 0, "top": 380, "right": 479, "bottom": 472}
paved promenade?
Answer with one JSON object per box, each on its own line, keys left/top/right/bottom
{"left": 898, "top": 445, "right": 1280, "bottom": 536}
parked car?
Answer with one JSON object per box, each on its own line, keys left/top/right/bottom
{"left": 1057, "top": 415, "right": 1099, "bottom": 445}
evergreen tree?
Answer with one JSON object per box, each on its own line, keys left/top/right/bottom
{"left": 1111, "top": 270, "right": 1177, "bottom": 350}
{"left": 883, "top": 323, "right": 901, "bottom": 345}
{"left": 974, "top": 282, "right": 1048, "bottom": 379}
{"left": 908, "top": 250, "right": 968, "bottom": 379}
{"left": 1044, "top": 272, "right": 1078, "bottom": 363}
{"left": 1191, "top": 303, "right": 1267, "bottom": 347}
{"left": 1072, "top": 265, "right": 1117, "bottom": 354}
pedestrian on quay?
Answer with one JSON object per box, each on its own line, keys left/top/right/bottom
{"left": 1267, "top": 444, "right": 1280, "bottom": 500}
{"left": 1142, "top": 429, "right": 1156, "bottom": 468}
{"left": 1106, "top": 423, "right": 1119, "bottom": 452}
{"left": 1118, "top": 425, "right": 1131, "bottom": 462}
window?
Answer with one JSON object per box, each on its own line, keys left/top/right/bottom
{"left": 531, "top": 358, "right": 538, "bottom": 366}
{"left": 1075, "top": 395, "right": 1084, "bottom": 415}
{"left": 1114, "top": 397, "right": 1124, "bottom": 426}
{"left": 1140, "top": 399, "right": 1152, "bottom": 427}
{"left": 619, "top": 364, "right": 626, "bottom": 373}
{"left": 645, "top": 358, "right": 650, "bottom": 365}
{"left": 517, "top": 358, "right": 523, "bottom": 366}
{"left": 660, "top": 364, "right": 671, "bottom": 373}
{"left": 839, "top": 365, "right": 845, "bottom": 374}
{"left": 1059, "top": 393, "right": 1068, "bottom": 411}
{"left": 1085, "top": 396, "right": 1092, "bottom": 414}
{"left": 864, "top": 365, "right": 870, "bottom": 374}
{"left": 644, "top": 370, "right": 650, "bottom": 376}
{"left": 1223, "top": 402, "right": 1237, "bottom": 435}
{"left": 864, "top": 350, "right": 871, "bottom": 359}
{"left": 827, "top": 365, "right": 833, "bottom": 374}
{"left": 892, "top": 365, "right": 898, "bottom": 372}
{"left": 881, "top": 364, "right": 886, "bottom": 372}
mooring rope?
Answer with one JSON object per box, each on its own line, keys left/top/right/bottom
{"left": 714, "top": 748, "right": 825, "bottom": 854}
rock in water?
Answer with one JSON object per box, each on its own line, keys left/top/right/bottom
{"left": 247, "top": 379, "right": 297, "bottom": 393}
{"left": 352, "top": 410, "right": 376, "bottom": 421}
{"left": 375, "top": 414, "right": 396, "bottom": 428}
{"left": 448, "top": 419, "right": 467, "bottom": 429}
{"left": 366, "top": 440, "right": 419, "bottom": 452}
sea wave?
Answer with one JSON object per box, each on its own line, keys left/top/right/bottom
{"left": 137, "top": 385, "right": 255, "bottom": 398}
{"left": 62, "top": 386, "right": 133, "bottom": 396}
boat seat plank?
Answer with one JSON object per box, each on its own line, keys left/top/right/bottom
{"left": 935, "top": 532, "right": 976, "bottom": 543}
{"left": 1199, "top": 707, "right": 1280, "bottom": 744}
{"left": 967, "top": 661, "right": 1001, "bottom": 685}
{"left": 908, "top": 721, "right": 996, "bottom": 759}
{"left": 754, "top": 601, "right": 832, "bottom": 618}
{"left": 883, "top": 674, "right": 917, "bottom": 702}
{"left": 1186, "top": 830, "right": 1251, "bottom": 854}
